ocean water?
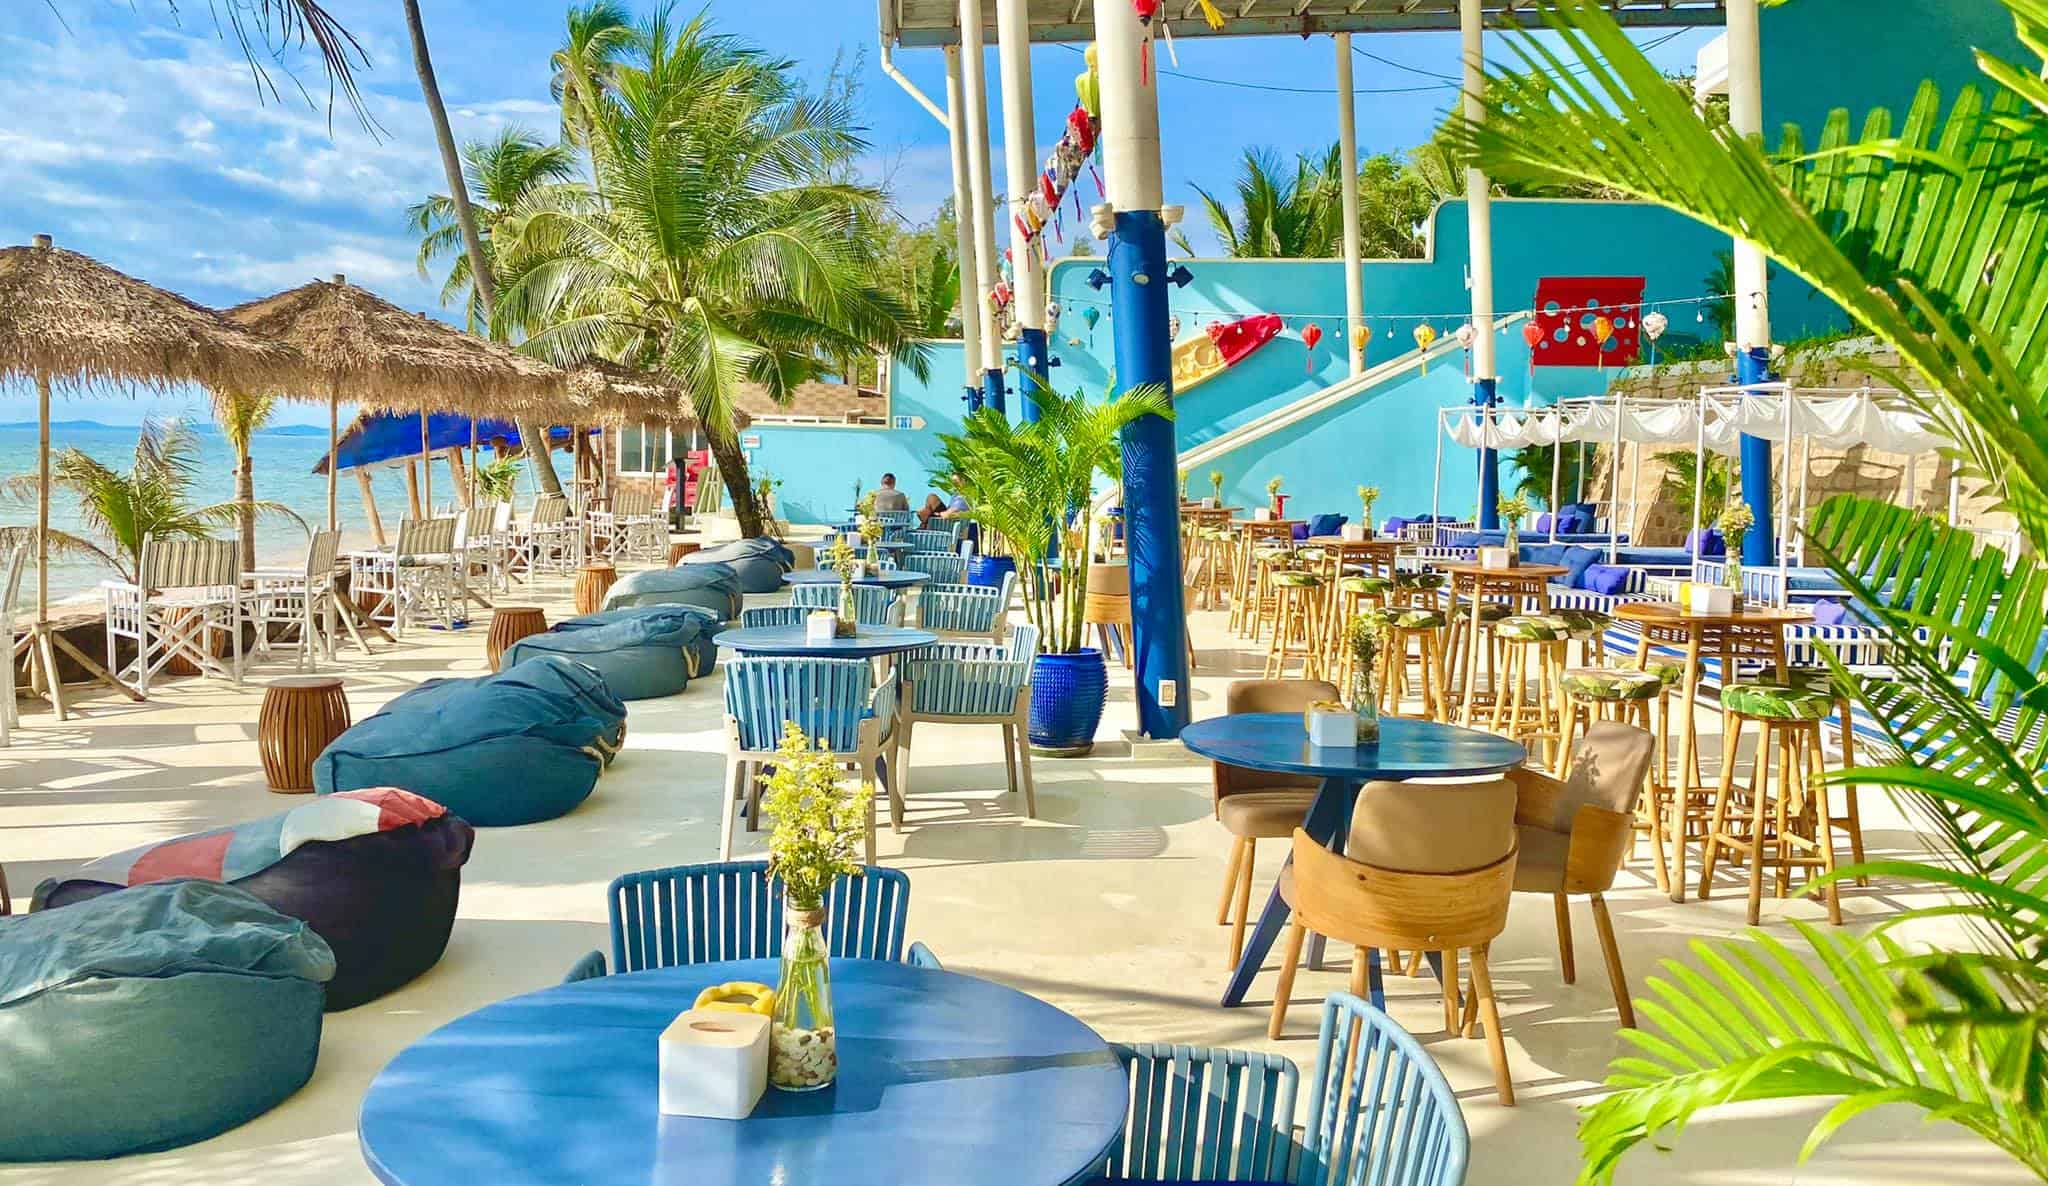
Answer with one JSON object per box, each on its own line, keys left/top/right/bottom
{"left": 0, "top": 423, "right": 537, "bottom": 605}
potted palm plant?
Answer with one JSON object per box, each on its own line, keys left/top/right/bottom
{"left": 936, "top": 383, "right": 1172, "bottom": 755}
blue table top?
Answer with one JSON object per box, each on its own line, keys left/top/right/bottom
{"left": 1179, "top": 712, "right": 1527, "bottom": 780}
{"left": 714, "top": 624, "right": 939, "bottom": 658}
{"left": 784, "top": 568, "right": 931, "bottom": 589}
{"left": 358, "top": 959, "right": 1128, "bottom": 1186}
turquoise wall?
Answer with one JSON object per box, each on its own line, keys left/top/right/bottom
{"left": 1764, "top": 0, "right": 2023, "bottom": 137}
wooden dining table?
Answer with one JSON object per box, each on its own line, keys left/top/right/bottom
{"left": 1612, "top": 600, "right": 1813, "bottom": 902}
{"left": 1433, "top": 561, "right": 1568, "bottom": 725}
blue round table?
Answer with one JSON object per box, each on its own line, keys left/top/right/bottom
{"left": 714, "top": 624, "right": 939, "bottom": 659}
{"left": 784, "top": 568, "right": 930, "bottom": 590}
{"left": 1180, "top": 713, "right": 1527, "bottom": 1008}
{"left": 358, "top": 960, "right": 1128, "bottom": 1186}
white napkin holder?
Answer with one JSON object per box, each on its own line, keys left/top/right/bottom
{"left": 1305, "top": 703, "right": 1362, "bottom": 748}
{"left": 659, "top": 1009, "right": 769, "bottom": 1120}
{"left": 1478, "top": 546, "right": 1517, "bottom": 570}
{"left": 805, "top": 611, "right": 839, "bottom": 643}
{"left": 1340, "top": 524, "right": 1368, "bottom": 542}
{"left": 1201, "top": 497, "right": 1218, "bottom": 509}
{"left": 1254, "top": 507, "right": 1274, "bottom": 522}
{"left": 1685, "top": 583, "right": 1738, "bottom": 615}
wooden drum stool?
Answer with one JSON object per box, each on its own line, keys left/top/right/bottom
{"left": 573, "top": 564, "right": 617, "bottom": 615}
{"left": 1083, "top": 562, "right": 1134, "bottom": 667}
{"left": 668, "top": 540, "right": 702, "bottom": 566}
{"left": 258, "top": 676, "right": 351, "bottom": 793}
{"left": 487, "top": 606, "right": 548, "bottom": 672}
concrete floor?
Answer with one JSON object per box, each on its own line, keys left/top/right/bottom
{"left": 0, "top": 566, "right": 2027, "bottom": 1186}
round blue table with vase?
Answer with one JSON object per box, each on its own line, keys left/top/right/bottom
{"left": 784, "top": 568, "right": 930, "bottom": 590}
{"left": 1179, "top": 713, "right": 1527, "bottom": 1008}
{"left": 357, "top": 959, "right": 1129, "bottom": 1186}
{"left": 713, "top": 624, "right": 938, "bottom": 659}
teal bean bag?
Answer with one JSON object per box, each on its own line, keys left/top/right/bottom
{"left": 603, "top": 561, "right": 743, "bottom": 620}
{"left": 315, "top": 680, "right": 606, "bottom": 826}
{"left": 506, "top": 606, "right": 712, "bottom": 700}
{"left": 385, "top": 656, "right": 627, "bottom": 765}
{"left": 0, "top": 880, "right": 332, "bottom": 1161}
{"left": 682, "top": 537, "right": 793, "bottom": 594}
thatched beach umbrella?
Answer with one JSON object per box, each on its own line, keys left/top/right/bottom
{"left": 226, "top": 275, "right": 567, "bottom": 529}
{"left": 0, "top": 235, "right": 310, "bottom": 717}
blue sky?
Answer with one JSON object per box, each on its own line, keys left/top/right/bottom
{"left": 0, "top": 2, "right": 1712, "bottom": 427}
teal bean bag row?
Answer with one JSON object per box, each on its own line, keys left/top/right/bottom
{"left": 506, "top": 606, "right": 716, "bottom": 700}
{"left": 603, "top": 561, "right": 743, "bottom": 620}
{"left": 681, "top": 537, "right": 794, "bottom": 594}
{"left": 0, "top": 880, "right": 332, "bottom": 1161}
{"left": 315, "top": 677, "right": 608, "bottom": 826}
{"left": 388, "top": 656, "right": 627, "bottom": 764}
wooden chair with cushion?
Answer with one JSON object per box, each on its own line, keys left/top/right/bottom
{"left": 1271, "top": 778, "right": 1521, "bottom": 1106}
{"left": 1211, "top": 677, "right": 1338, "bottom": 969}
{"left": 1507, "top": 720, "right": 1655, "bottom": 1029}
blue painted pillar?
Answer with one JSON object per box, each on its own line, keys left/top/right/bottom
{"left": 982, "top": 368, "right": 1007, "bottom": 417}
{"left": 963, "top": 384, "right": 984, "bottom": 414}
{"left": 1110, "top": 210, "right": 1191, "bottom": 739}
{"left": 1015, "top": 328, "right": 1049, "bottom": 423}
{"left": 1474, "top": 378, "right": 1501, "bottom": 530}
{"left": 1736, "top": 346, "right": 1776, "bottom": 565}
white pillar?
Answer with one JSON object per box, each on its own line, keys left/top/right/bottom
{"left": 944, "top": 47, "right": 984, "bottom": 393}
{"left": 1460, "top": 0, "right": 1496, "bottom": 381}
{"left": 1094, "top": 2, "right": 1162, "bottom": 210}
{"left": 1728, "top": 0, "right": 1771, "bottom": 348}
{"left": 958, "top": 0, "right": 1005, "bottom": 392}
{"left": 1336, "top": 33, "right": 1364, "bottom": 376}
{"left": 996, "top": 0, "right": 1044, "bottom": 337}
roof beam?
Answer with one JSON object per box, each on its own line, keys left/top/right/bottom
{"left": 889, "top": 2, "right": 1725, "bottom": 47}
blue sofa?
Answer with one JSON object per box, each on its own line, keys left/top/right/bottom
{"left": 507, "top": 605, "right": 718, "bottom": 699}
{"left": 603, "top": 561, "right": 743, "bottom": 620}
{"left": 0, "top": 881, "right": 332, "bottom": 1161}
{"left": 681, "top": 537, "right": 795, "bottom": 594}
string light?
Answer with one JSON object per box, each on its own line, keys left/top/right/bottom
{"left": 1048, "top": 290, "right": 1734, "bottom": 326}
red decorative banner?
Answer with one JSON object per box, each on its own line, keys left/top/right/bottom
{"left": 1530, "top": 277, "right": 1646, "bottom": 368}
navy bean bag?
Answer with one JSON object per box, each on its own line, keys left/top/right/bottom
{"left": 387, "top": 656, "right": 627, "bottom": 765}
{"left": 505, "top": 606, "right": 711, "bottom": 700}
{"left": 682, "top": 537, "right": 794, "bottom": 594}
{"left": 0, "top": 880, "right": 332, "bottom": 1161}
{"left": 604, "top": 561, "right": 744, "bottom": 620}
{"left": 315, "top": 681, "right": 607, "bottom": 826}
{"left": 34, "top": 789, "right": 472, "bottom": 1011}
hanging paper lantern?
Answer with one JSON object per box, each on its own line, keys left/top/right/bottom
{"left": 1300, "top": 322, "right": 1323, "bottom": 374}
{"left": 1194, "top": 0, "right": 1226, "bottom": 29}
{"left": 1076, "top": 46, "right": 1101, "bottom": 117}
{"left": 1351, "top": 325, "right": 1372, "bottom": 352}
{"left": 1592, "top": 314, "right": 1615, "bottom": 370}
{"left": 1521, "top": 318, "right": 1544, "bottom": 385}
{"left": 1454, "top": 322, "right": 1477, "bottom": 379}
{"left": 1413, "top": 323, "right": 1438, "bottom": 375}
{"left": 1642, "top": 311, "right": 1668, "bottom": 341}
{"left": 1083, "top": 306, "right": 1101, "bottom": 344}
{"left": 1168, "top": 314, "right": 1182, "bottom": 339}
{"left": 1047, "top": 299, "right": 1062, "bottom": 324}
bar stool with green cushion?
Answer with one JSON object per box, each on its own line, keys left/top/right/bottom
{"left": 1783, "top": 665, "right": 1866, "bottom": 882}
{"left": 1326, "top": 574, "right": 1395, "bottom": 676}
{"left": 1370, "top": 605, "right": 1450, "bottom": 721}
{"left": 1489, "top": 614, "right": 1572, "bottom": 765}
{"left": 1186, "top": 525, "right": 1236, "bottom": 610}
{"left": 1559, "top": 666, "right": 1671, "bottom": 893}
{"left": 1699, "top": 681, "right": 1846, "bottom": 926}
{"left": 1554, "top": 608, "right": 1613, "bottom": 665}
{"left": 1444, "top": 597, "right": 1514, "bottom": 713}
{"left": 1262, "top": 569, "right": 1326, "bottom": 680}
{"left": 1210, "top": 679, "right": 1339, "bottom": 970}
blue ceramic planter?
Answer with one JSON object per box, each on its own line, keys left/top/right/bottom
{"left": 1030, "top": 648, "right": 1107, "bottom": 756}
{"left": 966, "top": 554, "right": 1015, "bottom": 590}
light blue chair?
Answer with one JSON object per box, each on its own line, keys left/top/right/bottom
{"left": 1094, "top": 993, "right": 1467, "bottom": 1186}
{"left": 722, "top": 656, "right": 900, "bottom": 862}
{"left": 1094, "top": 1043, "right": 1298, "bottom": 1183}
{"left": 740, "top": 605, "right": 811, "bottom": 629}
{"left": 917, "top": 570, "right": 1014, "bottom": 639}
{"left": 905, "top": 528, "right": 956, "bottom": 554}
{"left": 790, "top": 581, "right": 901, "bottom": 625}
{"left": 900, "top": 624, "right": 1038, "bottom": 817}
{"left": 877, "top": 510, "right": 915, "bottom": 531}
{"left": 902, "top": 551, "right": 969, "bottom": 584}
{"left": 561, "top": 860, "right": 939, "bottom": 980}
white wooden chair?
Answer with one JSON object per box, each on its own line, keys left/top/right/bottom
{"left": 522, "top": 493, "right": 579, "bottom": 575}
{"left": 459, "top": 502, "right": 513, "bottom": 595}
{"left": 2, "top": 539, "right": 27, "bottom": 746}
{"left": 354, "top": 517, "right": 461, "bottom": 635}
{"left": 247, "top": 529, "right": 345, "bottom": 670}
{"left": 608, "top": 488, "right": 668, "bottom": 564}
{"left": 103, "top": 535, "right": 244, "bottom": 695}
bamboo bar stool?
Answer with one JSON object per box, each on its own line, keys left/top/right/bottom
{"left": 1559, "top": 667, "right": 1671, "bottom": 893}
{"left": 1372, "top": 606, "right": 1450, "bottom": 721}
{"left": 1240, "top": 544, "right": 1296, "bottom": 642}
{"left": 1229, "top": 521, "right": 1298, "bottom": 635}
{"left": 1698, "top": 682, "right": 1847, "bottom": 926}
{"left": 1262, "top": 569, "right": 1326, "bottom": 679}
{"left": 1489, "top": 615, "right": 1573, "bottom": 766}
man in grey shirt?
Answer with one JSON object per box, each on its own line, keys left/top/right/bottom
{"left": 872, "top": 472, "right": 911, "bottom": 513}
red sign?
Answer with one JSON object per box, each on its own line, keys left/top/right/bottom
{"left": 1530, "top": 277, "right": 1646, "bottom": 368}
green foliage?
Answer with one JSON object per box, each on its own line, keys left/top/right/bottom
{"left": 407, "top": 127, "right": 582, "bottom": 331}
{"left": 935, "top": 384, "right": 1172, "bottom": 653}
{"left": 1508, "top": 443, "right": 1592, "bottom": 510}
{"left": 759, "top": 722, "right": 871, "bottom": 911}
{"left": 1655, "top": 449, "right": 1732, "bottom": 526}
{"left": 474, "top": 456, "right": 522, "bottom": 502}
{"left": 1193, "top": 144, "right": 1439, "bottom": 260}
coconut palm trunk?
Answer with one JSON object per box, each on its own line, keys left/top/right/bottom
{"left": 234, "top": 441, "right": 256, "bottom": 569}
{"left": 702, "top": 421, "right": 764, "bottom": 538}
{"left": 403, "top": 0, "right": 564, "bottom": 499}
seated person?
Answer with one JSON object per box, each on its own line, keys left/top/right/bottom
{"left": 872, "top": 472, "right": 911, "bottom": 514}
{"left": 916, "top": 492, "right": 947, "bottom": 529}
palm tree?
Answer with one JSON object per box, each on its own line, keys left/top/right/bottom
{"left": 401, "top": 0, "right": 566, "bottom": 498}
{"left": 551, "top": 1, "right": 636, "bottom": 194}
{"left": 210, "top": 387, "right": 277, "bottom": 569}
{"left": 408, "top": 129, "right": 581, "bottom": 328}
{"left": 1193, "top": 147, "right": 1344, "bottom": 259}
{"left": 494, "top": 7, "right": 930, "bottom": 538}
{"left": 67, "top": 2, "right": 372, "bottom": 124}
{"left": 1652, "top": 447, "right": 1732, "bottom": 527}
{"left": 1450, "top": 1, "right": 2048, "bottom": 1178}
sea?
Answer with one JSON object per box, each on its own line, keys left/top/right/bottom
{"left": 0, "top": 421, "right": 539, "bottom": 605}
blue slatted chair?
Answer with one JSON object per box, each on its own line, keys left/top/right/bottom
{"left": 900, "top": 624, "right": 1038, "bottom": 817}
{"left": 560, "top": 860, "right": 940, "bottom": 980}
{"left": 722, "top": 656, "right": 900, "bottom": 862}
{"left": 877, "top": 510, "right": 915, "bottom": 532}
{"left": 1091, "top": 1043, "right": 1298, "bottom": 1184}
{"left": 901, "top": 551, "right": 968, "bottom": 585}
{"left": 1298, "top": 993, "right": 1468, "bottom": 1186}
{"left": 789, "top": 581, "right": 901, "bottom": 625}
{"left": 916, "top": 570, "right": 1014, "bottom": 639}
{"left": 905, "top": 528, "right": 956, "bottom": 555}
{"left": 740, "top": 605, "right": 810, "bottom": 629}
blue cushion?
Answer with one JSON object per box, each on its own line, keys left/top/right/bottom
{"left": 1560, "top": 545, "right": 1602, "bottom": 589}
{"left": 316, "top": 682, "right": 605, "bottom": 826}
{"left": 1686, "top": 528, "right": 1726, "bottom": 558}
{"left": 1306, "top": 513, "right": 1346, "bottom": 538}
{"left": 1522, "top": 543, "right": 1568, "bottom": 568}
{"left": 552, "top": 605, "right": 720, "bottom": 687}
{"left": 1584, "top": 564, "right": 1632, "bottom": 596}
{"left": 684, "top": 538, "right": 794, "bottom": 594}
{"left": 604, "top": 562, "right": 743, "bottom": 619}
{"left": 0, "top": 881, "right": 331, "bottom": 1160}
{"left": 1534, "top": 512, "right": 1554, "bottom": 534}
